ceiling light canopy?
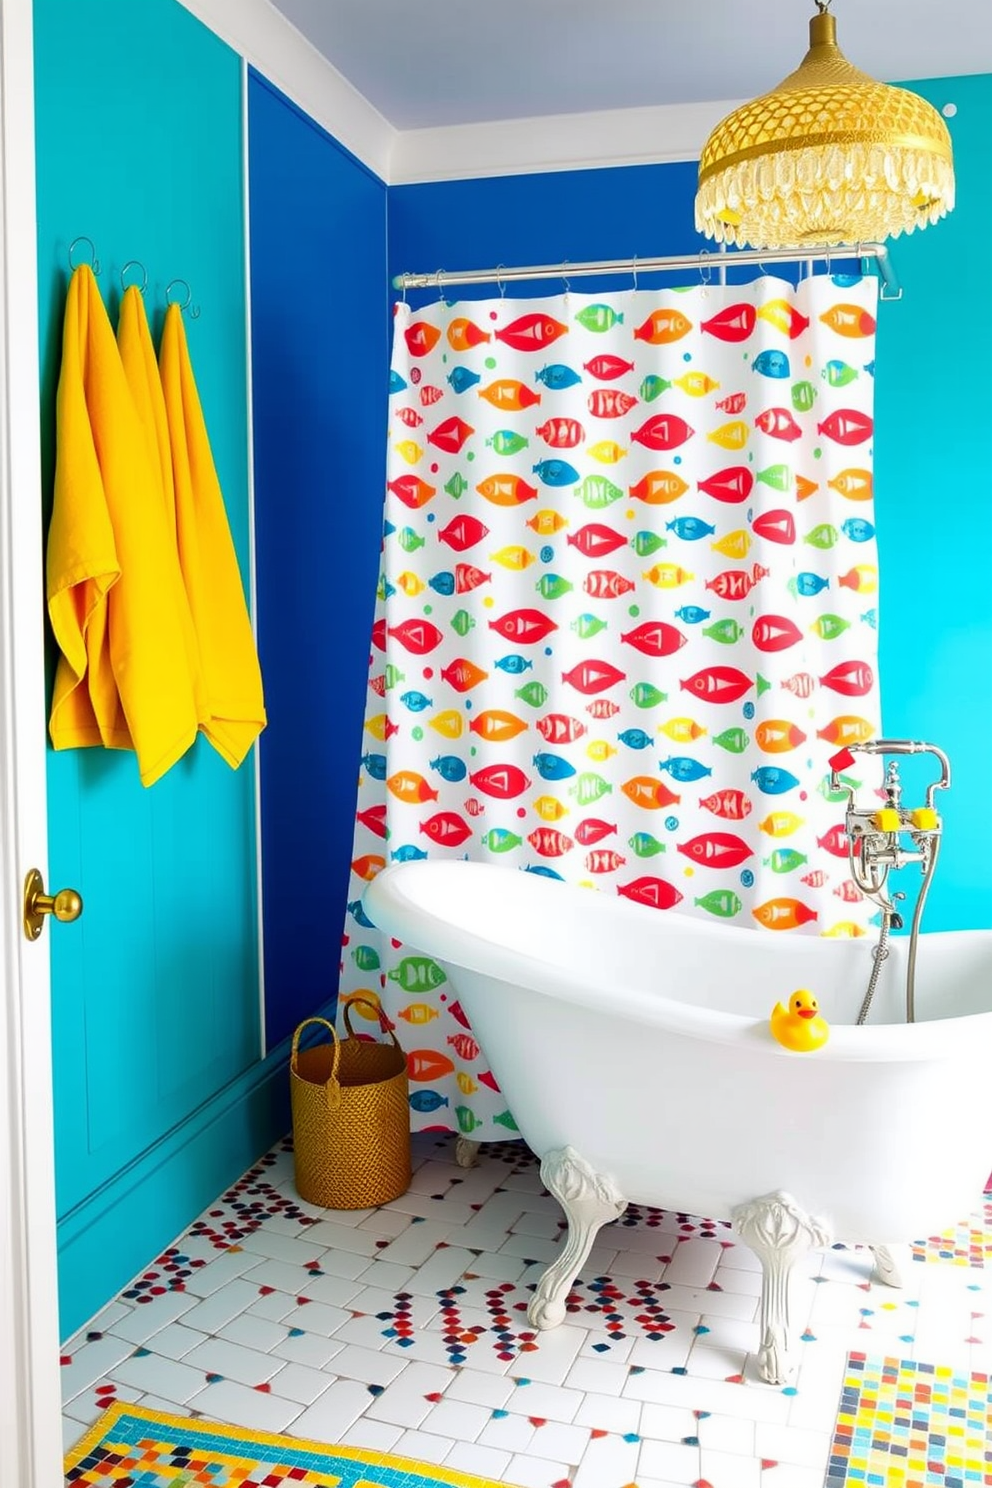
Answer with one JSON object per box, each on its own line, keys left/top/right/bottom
{"left": 695, "top": 1, "right": 955, "bottom": 250}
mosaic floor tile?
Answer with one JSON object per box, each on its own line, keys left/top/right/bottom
{"left": 825, "top": 1351, "right": 992, "bottom": 1487}
{"left": 912, "top": 1197, "right": 992, "bottom": 1268}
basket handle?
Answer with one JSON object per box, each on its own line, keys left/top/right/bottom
{"left": 342, "top": 996, "right": 402, "bottom": 1049}
{"left": 290, "top": 1016, "right": 341, "bottom": 1111}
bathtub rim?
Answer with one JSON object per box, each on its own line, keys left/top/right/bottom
{"left": 362, "top": 860, "right": 992, "bottom": 1065}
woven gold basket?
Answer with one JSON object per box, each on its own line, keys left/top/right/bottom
{"left": 290, "top": 999, "right": 411, "bottom": 1210}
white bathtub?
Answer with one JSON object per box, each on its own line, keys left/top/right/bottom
{"left": 363, "top": 859, "right": 992, "bottom": 1382}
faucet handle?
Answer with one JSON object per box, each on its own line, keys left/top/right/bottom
{"left": 908, "top": 806, "right": 939, "bottom": 831}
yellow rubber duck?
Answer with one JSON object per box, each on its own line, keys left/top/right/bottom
{"left": 770, "top": 990, "right": 830, "bottom": 1052}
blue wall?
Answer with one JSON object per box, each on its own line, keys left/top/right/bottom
{"left": 388, "top": 76, "right": 992, "bottom": 932}
{"left": 248, "top": 73, "right": 390, "bottom": 1049}
{"left": 34, "top": 0, "right": 266, "bottom": 1336}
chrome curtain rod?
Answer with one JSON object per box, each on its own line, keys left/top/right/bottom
{"left": 394, "top": 242, "right": 900, "bottom": 300}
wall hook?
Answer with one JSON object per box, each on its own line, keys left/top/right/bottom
{"left": 166, "top": 278, "right": 200, "bottom": 319}
{"left": 120, "top": 260, "right": 148, "bottom": 294}
{"left": 68, "top": 236, "right": 100, "bottom": 275}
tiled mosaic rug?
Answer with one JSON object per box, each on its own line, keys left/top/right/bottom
{"left": 65, "top": 1401, "right": 512, "bottom": 1487}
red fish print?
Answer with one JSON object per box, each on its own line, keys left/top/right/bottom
{"left": 476, "top": 475, "right": 539, "bottom": 506}
{"left": 584, "top": 355, "right": 635, "bottom": 380}
{"left": 621, "top": 777, "right": 680, "bottom": 809}
{"left": 781, "top": 672, "right": 816, "bottom": 699}
{"left": 752, "top": 898, "right": 818, "bottom": 929}
{"left": 495, "top": 313, "right": 568, "bottom": 351}
{"left": 396, "top": 406, "right": 423, "bottom": 427}
{"left": 820, "top": 303, "right": 877, "bottom": 338}
{"left": 477, "top": 1069, "right": 501, "bottom": 1092}
{"left": 678, "top": 831, "right": 753, "bottom": 868}
{"left": 631, "top": 414, "right": 694, "bottom": 450}
{"left": 438, "top": 514, "right": 489, "bottom": 552}
{"left": 820, "top": 660, "right": 874, "bottom": 696}
{"left": 448, "top": 1032, "right": 481, "bottom": 1060}
{"left": 562, "top": 659, "right": 627, "bottom": 695}
{"left": 388, "top": 475, "right": 436, "bottom": 509}
{"left": 368, "top": 674, "right": 386, "bottom": 698}
{"left": 697, "top": 466, "right": 753, "bottom": 503}
{"left": 680, "top": 666, "right": 753, "bottom": 704}
{"left": 489, "top": 609, "right": 558, "bottom": 644}
{"left": 586, "top": 699, "right": 621, "bottom": 719}
{"left": 834, "top": 880, "right": 864, "bottom": 903}
{"left": 527, "top": 828, "right": 574, "bottom": 857}
{"left": 448, "top": 1000, "right": 472, "bottom": 1029}
{"left": 755, "top": 407, "right": 803, "bottom": 441}
{"left": 751, "top": 509, "right": 796, "bottom": 545}
{"left": 715, "top": 391, "right": 747, "bottom": 414}
{"left": 419, "top": 385, "right": 444, "bottom": 406}
{"left": 440, "top": 658, "right": 489, "bottom": 692}
{"left": 617, "top": 877, "right": 683, "bottom": 909}
{"left": 584, "top": 569, "right": 636, "bottom": 599}
{"left": 455, "top": 564, "right": 490, "bottom": 593}
{"left": 536, "top": 417, "right": 584, "bottom": 447}
{"left": 371, "top": 617, "right": 387, "bottom": 652}
{"left": 447, "top": 317, "right": 490, "bottom": 350}
{"left": 470, "top": 764, "right": 531, "bottom": 799}
{"left": 699, "top": 789, "right": 752, "bottom": 820}
{"left": 420, "top": 811, "right": 472, "bottom": 846}
{"left": 801, "top": 869, "right": 828, "bottom": 889}
{"left": 387, "top": 618, "right": 444, "bottom": 655}
{"left": 701, "top": 303, "right": 756, "bottom": 342}
{"left": 537, "top": 714, "right": 587, "bottom": 744}
{"left": 586, "top": 850, "right": 626, "bottom": 873}
{"left": 408, "top": 1050, "right": 455, "bottom": 1082}
{"left": 817, "top": 824, "right": 850, "bottom": 858}
{"left": 751, "top": 614, "right": 803, "bottom": 652}
{"left": 588, "top": 388, "right": 638, "bottom": 419}
{"left": 574, "top": 818, "right": 617, "bottom": 845}
{"left": 404, "top": 320, "right": 442, "bottom": 356}
{"left": 817, "top": 409, "right": 874, "bottom": 446}
{"left": 356, "top": 804, "right": 388, "bottom": 838}
{"left": 567, "top": 523, "right": 626, "bottom": 558}
{"left": 706, "top": 564, "right": 769, "bottom": 601}
{"left": 427, "top": 416, "right": 474, "bottom": 453}
{"left": 621, "top": 621, "right": 687, "bottom": 657}
{"left": 463, "top": 798, "right": 485, "bottom": 816}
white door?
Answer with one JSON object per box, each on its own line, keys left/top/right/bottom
{"left": 0, "top": 0, "right": 69, "bottom": 1481}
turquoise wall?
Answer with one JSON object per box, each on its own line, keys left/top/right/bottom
{"left": 388, "top": 73, "right": 992, "bottom": 934}
{"left": 34, "top": 0, "right": 268, "bottom": 1337}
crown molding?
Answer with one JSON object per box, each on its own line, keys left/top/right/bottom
{"left": 175, "top": 0, "right": 396, "bottom": 180}
{"left": 388, "top": 97, "right": 741, "bottom": 185}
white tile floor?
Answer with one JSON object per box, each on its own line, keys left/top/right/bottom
{"left": 61, "top": 1133, "right": 992, "bottom": 1487}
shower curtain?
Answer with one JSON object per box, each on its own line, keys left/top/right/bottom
{"left": 342, "top": 273, "right": 881, "bottom": 1140}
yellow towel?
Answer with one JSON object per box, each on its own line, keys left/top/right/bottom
{"left": 159, "top": 302, "right": 266, "bottom": 768}
{"left": 117, "top": 284, "right": 206, "bottom": 726}
{"left": 47, "top": 264, "right": 199, "bottom": 784}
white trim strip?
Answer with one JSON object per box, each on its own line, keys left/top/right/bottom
{"left": 174, "top": 0, "right": 396, "bottom": 181}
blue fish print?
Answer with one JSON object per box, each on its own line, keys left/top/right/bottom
{"left": 535, "top": 363, "right": 582, "bottom": 390}
{"left": 428, "top": 570, "right": 456, "bottom": 596}
{"left": 448, "top": 366, "right": 480, "bottom": 393}
{"left": 533, "top": 459, "right": 580, "bottom": 486}
{"left": 674, "top": 605, "right": 711, "bottom": 624}
{"left": 523, "top": 864, "right": 565, "bottom": 880}
{"left": 618, "top": 728, "right": 653, "bottom": 750}
{"left": 361, "top": 752, "right": 387, "bottom": 780}
{"left": 666, "top": 516, "right": 715, "bottom": 541}
{"left": 751, "top": 766, "right": 800, "bottom": 794}
{"left": 430, "top": 755, "right": 468, "bottom": 783}
{"left": 409, "top": 1090, "right": 449, "bottom": 1113}
{"left": 494, "top": 654, "right": 533, "bottom": 674}
{"left": 659, "top": 756, "right": 711, "bottom": 782}
{"left": 841, "top": 517, "right": 875, "bottom": 543}
{"left": 391, "top": 844, "right": 429, "bottom": 862}
{"left": 388, "top": 370, "right": 407, "bottom": 394}
{"left": 400, "top": 690, "right": 433, "bottom": 712}
{"left": 790, "top": 571, "right": 830, "bottom": 597}
{"left": 533, "top": 752, "right": 577, "bottom": 781}
{"left": 752, "top": 349, "right": 790, "bottom": 379}
{"left": 348, "top": 899, "right": 376, "bottom": 929}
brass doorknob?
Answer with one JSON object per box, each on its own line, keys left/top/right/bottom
{"left": 23, "top": 867, "right": 83, "bottom": 941}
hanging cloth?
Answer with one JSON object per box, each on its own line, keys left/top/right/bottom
{"left": 117, "top": 284, "right": 206, "bottom": 726}
{"left": 47, "top": 263, "right": 199, "bottom": 784}
{"left": 158, "top": 302, "right": 266, "bottom": 768}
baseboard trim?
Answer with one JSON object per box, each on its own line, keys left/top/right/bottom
{"left": 55, "top": 1015, "right": 320, "bottom": 1341}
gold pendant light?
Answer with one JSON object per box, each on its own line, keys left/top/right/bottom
{"left": 695, "top": 0, "right": 955, "bottom": 249}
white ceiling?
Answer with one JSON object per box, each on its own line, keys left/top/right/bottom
{"left": 266, "top": 0, "right": 991, "bottom": 132}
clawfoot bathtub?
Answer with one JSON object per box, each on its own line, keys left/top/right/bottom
{"left": 363, "top": 860, "right": 992, "bottom": 1383}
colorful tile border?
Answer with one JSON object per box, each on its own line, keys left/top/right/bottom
{"left": 66, "top": 1402, "right": 509, "bottom": 1488}
{"left": 826, "top": 1352, "right": 992, "bottom": 1488}
{"left": 912, "top": 1198, "right": 992, "bottom": 1268}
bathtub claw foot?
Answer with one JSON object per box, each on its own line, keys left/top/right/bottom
{"left": 454, "top": 1137, "right": 480, "bottom": 1168}
{"left": 733, "top": 1190, "right": 832, "bottom": 1386}
{"left": 870, "top": 1244, "right": 905, "bottom": 1288}
{"left": 527, "top": 1147, "right": 627, "bottom": 1332}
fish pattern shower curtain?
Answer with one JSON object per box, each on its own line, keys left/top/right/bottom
{"left": 342, "top": 273, "right": 881, "bottom": 1140}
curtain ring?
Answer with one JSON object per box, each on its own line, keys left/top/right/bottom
{"left": 495, "top": 264, "right": 507, "bottom": 299}
{"left": 561, "top": 260, "right": 571, "bottom": 295}
{"left": 166, "top": 278, "right": 200, "bottom": 319}
{"left": 698, "top": 249, "right": 712, "bottom": 288}
{"left": 120, "top": 259, "right": 147, "bottom": 294}
{"left": 631, "top": 255, "right": 639, "bottom": 292}
{"left": 435, "top": 268, "right": 447, "bottom": 306}
{"left": 68, "top": 236, "right": 100, "bottom": 275}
